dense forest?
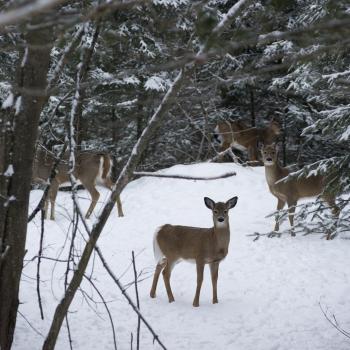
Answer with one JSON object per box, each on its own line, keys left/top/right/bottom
{"left": 0, "top": 1, "right": 349, "bottom": 349}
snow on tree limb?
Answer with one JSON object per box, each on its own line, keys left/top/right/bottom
{"left": 46, "top": 25, "right": 85, "bottom": 94}
{"left": 0, "top": 0, "right": 68, "bottom": 28}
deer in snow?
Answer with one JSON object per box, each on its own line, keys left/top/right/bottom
{"left": 213, "top": 119, "right": 281, "bottom": 162}
{"left": 150, "top": 196, "right": 238, "bottom": 307}
{"left": 32, "top": 148, "right": 124, "bottom": 220}
{"left": 261, "top": 143, "right": 339, "bottom": 235}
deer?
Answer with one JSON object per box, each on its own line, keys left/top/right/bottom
{"left": 150, "top": 196, "right": 238, "bottom": 307}
{"left": 261, "top": 143, "right": 339, "bottom": 236}
{"left": 213, "top": 119, "right": 281, "bottom": 163}
{"left": 32, "top": 148, "right": 124, "bottom": 220}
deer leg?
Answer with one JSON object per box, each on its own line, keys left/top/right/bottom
{"left": 193, "top": 261, "right": 205, "bottom": 307}
{"left": 49, "top": 181, "right": 59, "bottom": 221}
{"left": 248, "top": 145, "right": 259, "bottom": 162}
{"left": 287, "top": 199, "right": 297, "bottom": 236}
{"left": 210, "top": 262, "right": 219, "bottom": 304}
{"left": 323, "top": 195, "right": 340, "bottom": 217}
{"left": 116, "top": 194, "right": 124, "bottom": 217}
{"left": 162, "top": 260, "right": 175, "bottom": 303}
{"left": 84, "top": 184, "right": 100, "bottom": 219}
{"left": 150, "top": 260, "right": 166, "bottom": 298}
{"left": 104, "top": 178, "right": 124, "bottom": 217}
{"left": 274, "top": 198, "right": 286, "bottom": 232}
{"left": 43, "top": 196, "right": 49, "bottom": 220}
{"left": 323, "top": 195, "right": 340, "bottom": 240}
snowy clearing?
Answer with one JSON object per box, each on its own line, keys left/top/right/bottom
{"left": 15, "top": 163, "right": 350, "bottom": 350}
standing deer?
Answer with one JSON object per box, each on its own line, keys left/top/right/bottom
{"left": 150, "top": 196, "right": 238, "bottom": 307}
{"left": 213, "top": 119, "right": 281, "bottom": 162}
{"left": 261, "top": 143, "right": 339, "bottom": 235}
{"left": 32, "top": 148, "right": 124, "bottom": 220}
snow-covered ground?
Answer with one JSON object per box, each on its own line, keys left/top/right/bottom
{"left": 15, "top": 163, "right": 350, "bottom": 350}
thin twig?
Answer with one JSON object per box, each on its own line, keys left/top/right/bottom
{"left": 319, "top": 302, "right": 350, "bottom": 339}
{"left": 83, "top": 274, "right": 118, "bottom": 350}
{"left": 36, "top": 209, "right": 45, "bottom": 320}
{"left": 132, "top": 251, "right": 141, "bottom": 350}
{"left": 95, "top": 245, "right": 167, "bottom": 350}
{"left": 65, "top": 316, "right": 74, "bottom": 350}
{"left": 18, "top": 310, "right": 45, "bottom": 338}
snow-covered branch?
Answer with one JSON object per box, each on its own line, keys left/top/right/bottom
{"left": 0, "top": 0, "right": 67, "bottom": 28}
{"left": 46, "top": 25, "right": 85, "bottom": 94}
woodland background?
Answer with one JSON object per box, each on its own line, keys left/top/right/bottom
{"left": 0, "top": 0, "right": 350, "bottom": 349}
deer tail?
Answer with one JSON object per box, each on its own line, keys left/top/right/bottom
{"left": 153, "top": 226, "right": 165, "bottom": 264}
{"left": 101, "top": 154, "right": 112, "bottom": 180}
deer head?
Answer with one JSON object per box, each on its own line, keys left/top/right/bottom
{"left": 204, "top": 196, "right": 238, "bottom": 227}
{"left": 261, "top": 143, "right": 279, "bottom": 166}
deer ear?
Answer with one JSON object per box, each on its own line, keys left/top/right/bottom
{"left": 226, "top": 196, "right": 238, "bottom": 209}
{"left": 258, "top": 141, "right": 264, "bottom": 151}
{"left": 204, "top": 197, "right": 215, "bottom": 210}
{"left": 270, "top": 119, "right": 281, "bottom": 134}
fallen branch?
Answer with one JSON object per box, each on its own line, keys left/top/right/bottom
{"left": 133, "top": 171, "right": 236, "bottom": 180}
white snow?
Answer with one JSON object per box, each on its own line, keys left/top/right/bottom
{"left": 3, "top": 164, "right": 14, "bottom": 177}
{"left": 15, "top": 96, "right": 22, "bottom": 115}
{"left": 144, "top": 76, "right": 171, "bottom": 92}
{"left": 2, "top": 92, "right": 14, "bottom": 109}
{"left": 152, "top": 0, "right": 188, "bottom": 7}
{"left": 15, "top": 163, "right": 350, "bottom": 350}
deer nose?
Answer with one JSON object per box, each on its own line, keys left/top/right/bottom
{"left": 218, "top": 217, "right": 225, "bottom": 222}
{"left": 266, "top": 157, "right": 272, "bottom": 162}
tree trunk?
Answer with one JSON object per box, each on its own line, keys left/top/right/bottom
{"left": 0, "top": 25, "right": 52, "bottom": 350}
{"left": 249, "top": 85, "right": 255, "bottom": 127}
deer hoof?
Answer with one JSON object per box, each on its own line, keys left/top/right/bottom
{"left": 150, "top": 292, "right": 156, "bottom": 298}
{"left": 193, "top": 302, "right": 199, "bottom": 307}
{"left": 213, "top": 299, "right": 218, "bottom": 304}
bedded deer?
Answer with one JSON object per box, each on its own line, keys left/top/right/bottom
{"left": 32, "top": 148, "right": 124, "bottom": 220}
{"left": 150, "top": 196, "right": 238, "bottom": 307}
{"left": 261, "top": 143, "right": 339, "bottom": 235}
{"left": 213, "top": 119, "right": 281, "bottom": 162}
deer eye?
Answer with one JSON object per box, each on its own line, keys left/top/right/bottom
{"left": 224, "top": 210, "right": 227, "bottom": 214}
{"left": 214, "top": 210, "right": 218, "bottom": 214}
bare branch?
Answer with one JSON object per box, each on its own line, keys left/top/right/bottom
{"left": 36, "top": 210, "right": 45, "bottom": 320}
{"left": 319, "top": 302, "right": 350, "bottom": 339}
{"left": 0, "top": 0, "right": 68, "bottom": 28}
{"left": 83, "top": 274, "right": 118, "bottom": 350}
{"left": 133, "top": 171, "right": 236, "bottom": 180}
{"left": 132, "top": 251, "right": 141, "bottom": 350}
{"left": 46, "top": 25, "right": 85, "bottom": 94}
